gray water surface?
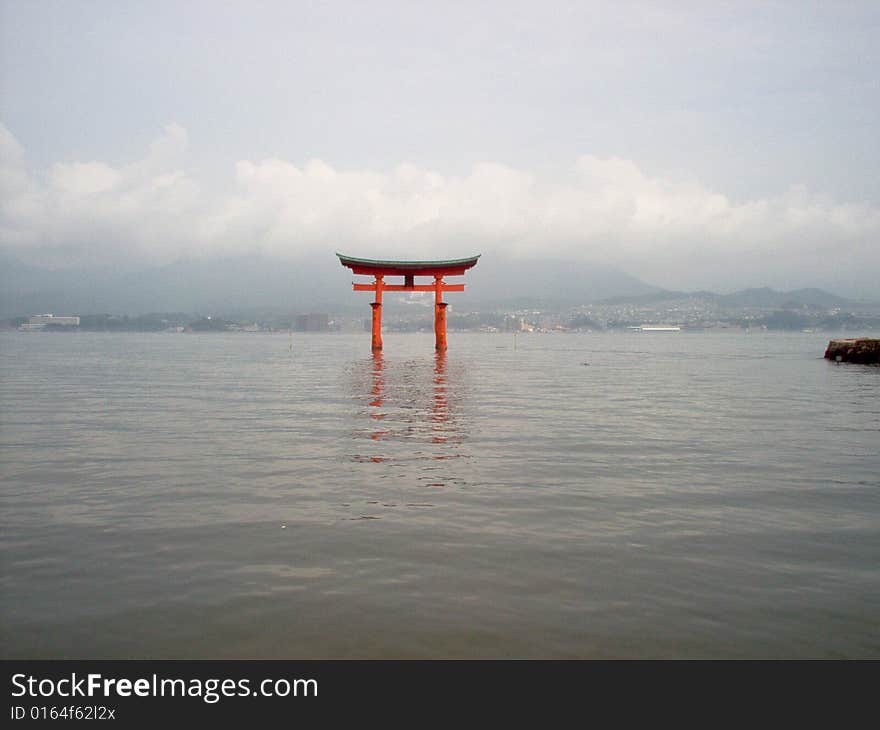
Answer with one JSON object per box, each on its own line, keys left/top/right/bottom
{"left": 1, "top": 331, "right": 878, "bottom": 657}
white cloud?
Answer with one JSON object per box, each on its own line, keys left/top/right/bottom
{"left": 1, "top": 124, "right": 201, "bottom": 267}
{"left": 1, "top": 122, "right": 877, "bottom": 292}
{"left": 50, "top": 162, "right": 122, "bottom": 195}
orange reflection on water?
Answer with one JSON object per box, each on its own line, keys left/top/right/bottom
{"left": 369, "top": 352, "right": 386, "bottom": 425}
{"left": 350, "top": 349, "right": 465, "bottom": 468}
{"left": 431, "top": 350, "right": 448, "bottom": 444}
{"left": 368, "top": 352, "right": 388, "bottom": 444}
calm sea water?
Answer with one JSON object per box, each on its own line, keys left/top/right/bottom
{"left": 1, "top": 331, "right": 878, "bottom": 658}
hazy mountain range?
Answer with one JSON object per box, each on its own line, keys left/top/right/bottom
{"left": 597, "top": 286, "right": 857, "bottom": 309}
{"left": 0, "top": 253, "right": 869, "bottom": 317}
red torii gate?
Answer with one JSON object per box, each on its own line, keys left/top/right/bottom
{"left": 337, "top": 253, "right": 480, "bottom": 351}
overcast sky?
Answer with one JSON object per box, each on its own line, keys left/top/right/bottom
{"left": 1, "top": 0, "right": 878, "bottom": 295}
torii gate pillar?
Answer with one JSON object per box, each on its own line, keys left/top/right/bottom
{"left": 434, "top": 275, "right": 448, "bottom": 351}
{"left": 370, "top": 275, "right": 384, "bottom": 351}
{"left": 337, "top": 254, "right": 480, "bottom": 352}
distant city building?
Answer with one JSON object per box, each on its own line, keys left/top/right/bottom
{"left": 30, "top": 314, "right": 80, "bottom": 326}
{"left": 225, "top": 323, "right": 261, "bottom": 332}
{"left": 20, "top": 314, "right": 80, "bottom": 330}
{"left": 294, "top": 313, "right": 330, "bottom": 332}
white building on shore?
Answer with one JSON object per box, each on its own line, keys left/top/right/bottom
{"left": 20, "top": 314, "right": 80, "bottom": 331}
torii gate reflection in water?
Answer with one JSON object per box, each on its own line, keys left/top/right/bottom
{"left": 366, "top": 351, "right": 452, "bottom": 450}
{"left": 337, "top": 254, "right": 481, "bottom": 351}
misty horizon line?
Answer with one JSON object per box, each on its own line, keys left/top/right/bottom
{"left": 1, "top": 249, "right": 875, "bottom": 304}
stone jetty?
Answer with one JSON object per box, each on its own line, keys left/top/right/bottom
{"left": 824, "top": 338, "right": 880, "bottom": 364}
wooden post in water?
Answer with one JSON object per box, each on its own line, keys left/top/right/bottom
{"left": 371, "top": 275, "right": 384, "bottom": 352}
{"left": 434, "top": 274, "right": 447, "bottom": 351}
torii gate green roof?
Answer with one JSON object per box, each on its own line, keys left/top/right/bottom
{"left": 337, "top": 253, "right": 480, "bottom": 276}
